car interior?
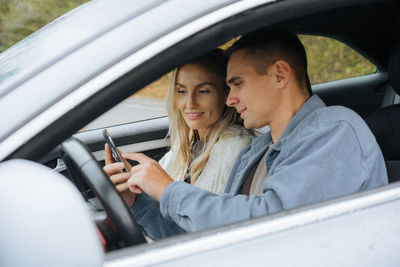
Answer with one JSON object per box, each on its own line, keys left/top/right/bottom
{"left": 365, "top": 41, "right": 400, "bottom": 184}
{"left": 3, "top": 0, "right": 399, "bottom": 255}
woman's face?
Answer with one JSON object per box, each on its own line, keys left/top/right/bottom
{"left": 175, "top": 64, "right": 227, "bottom": 138}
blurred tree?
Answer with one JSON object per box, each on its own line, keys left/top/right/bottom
{"left": 300, "top": 35, "right": 376, "bottom": 84}
{"left": 0, "top": 0, "right": 90, "bottom": 52}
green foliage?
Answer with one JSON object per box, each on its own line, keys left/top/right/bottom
{"left": 0, "top": 0, "right": 11, "bottom": 13}
{"left": 0, "top": 0, "right": 90, "bottom": 52}
{"left": 299, "top": 35, "right": 376, "bottom": 84}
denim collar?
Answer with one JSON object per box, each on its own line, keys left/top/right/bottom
{"left": 250, "top": 95, "right": 326, "bottom": 151}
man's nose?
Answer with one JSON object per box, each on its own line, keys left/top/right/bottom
{"left": 226, "top": 90, "right": 239, "bottom": 107}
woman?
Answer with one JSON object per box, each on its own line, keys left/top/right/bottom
{"left": 104, "top": 49, "right": 252, "bottom": 205}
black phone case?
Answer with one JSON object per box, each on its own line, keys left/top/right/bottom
{"left": 103, "top": 129, "right": 127, "bottom": 172}
{"left": 103, "top": 130, "right": 122, "bottom": 161}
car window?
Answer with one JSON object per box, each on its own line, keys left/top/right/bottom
{"left": 82, "top": 35, "right": 377, "bottom": 131}
{"left": 82, "top": 74, "right": 170, "bottom": 131}
{"left": 82, "top": 41, "right": 239, "bottom": 131}
{"left": 299, "top": 35, "right": 377, "bottom": 85}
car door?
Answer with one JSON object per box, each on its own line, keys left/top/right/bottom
{"left": 314, "top": 73, "right": 387, "bottom": 117}
{"left": 75, "top": 116, "right": 170, "bottom": 167}
{"left": 1, "top": 0, "right": 399, "bottom": 266}
{"left": 39, "top": 116, "right": 170, "bottom": 175}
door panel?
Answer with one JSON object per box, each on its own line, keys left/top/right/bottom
{"left": 313, "top": 73, "right": 388, "bottom": 118}
{"left": 40, "top": 116, "right": 170, "bottom": 171}
{"left": 77, "top": 116, "right": 170, "bottom": 165}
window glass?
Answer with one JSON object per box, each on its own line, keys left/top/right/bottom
{"left": 82, "top": 40, "right": 239, "bottom": 131}
{"left": 299, "top": 35, "right": 376, "bottom": 84}
{"left": 83, "top": 35, "right": 377, "bottom": 131}
{"left": 82, "top": 74, "right": 170, "bottom": 131}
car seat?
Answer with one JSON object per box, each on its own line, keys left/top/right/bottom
{"left": 365, "top": 41, "right": 400, "bottom": 183}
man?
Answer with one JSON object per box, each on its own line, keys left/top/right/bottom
{"left": 105, "top": 27, "right": 388, "bottom": 240}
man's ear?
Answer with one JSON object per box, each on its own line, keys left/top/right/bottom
{"left": 273, "top": 60, "right": 291, "bottom": 88}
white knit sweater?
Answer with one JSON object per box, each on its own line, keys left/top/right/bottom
{"left": 159, "top": 125, "right": 252, "bottom": 194}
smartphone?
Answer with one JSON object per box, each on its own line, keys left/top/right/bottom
{"left": 103, "top": 129, "right": 128, "bottom": 172}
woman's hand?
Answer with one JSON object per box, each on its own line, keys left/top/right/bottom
{"left": 103, "top": 144, "right": 140, "bottom": 207}
{"left": 124, "top": 152, "right": 173, "bottom": 202}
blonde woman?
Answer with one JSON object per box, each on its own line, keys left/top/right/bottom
{"left": 159, "top": 49, "right": 252, "bottom": 194}
{"left": 104, "top": 49, "right": 252, "bottom": 206}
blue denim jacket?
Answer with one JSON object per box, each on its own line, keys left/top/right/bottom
{"left": 131, "top": 95, "right": 388, "bottom": 240}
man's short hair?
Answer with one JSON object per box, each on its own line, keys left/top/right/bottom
{"left": 227, "top": 27, "right": 312, "bottom": 95}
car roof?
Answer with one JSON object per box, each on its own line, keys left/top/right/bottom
{"left": 0, "top": 0, "right": 238, "bottom": 98}
{"left": 1, "top": 0, "right": 397, "bottom": 98}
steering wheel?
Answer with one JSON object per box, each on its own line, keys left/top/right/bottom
{"left": 60, "top": 137, "right": 146, "bottom": 247}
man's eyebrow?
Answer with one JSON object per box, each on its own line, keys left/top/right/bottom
{"left": 175, "top": 82, "right": 185, "bottom": 87}
{"left": 227, "top": 76, "right": 240, "bottom": 84}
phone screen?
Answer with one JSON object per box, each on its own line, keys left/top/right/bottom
{"left": 103, "top": 129, "right": 128, "bottom": 172}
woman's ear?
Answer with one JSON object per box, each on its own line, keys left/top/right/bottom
{"left": 273, "top": 60, "right": 291, "bottom": 88}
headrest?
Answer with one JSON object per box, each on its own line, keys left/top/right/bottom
{"left": 365, "top": 104, "right": 400, "bottom": 161}
{"left": 388, "top": 42, "right": 400, "bottom": 95}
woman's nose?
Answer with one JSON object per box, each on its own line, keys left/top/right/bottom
{"left": 186, "top": 92, "right": 197, "bottom": 108}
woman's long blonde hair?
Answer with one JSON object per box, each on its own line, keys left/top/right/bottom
{"left": 167, "top": 49, "right": 249, "bottom": 184}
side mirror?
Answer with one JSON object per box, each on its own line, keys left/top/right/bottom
{"left": 0, "top": 159, "right": 104, "bottom": 267}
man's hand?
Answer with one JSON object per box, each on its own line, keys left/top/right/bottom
{"left": 124, "top": 152, "right": 173, "bottom": 202}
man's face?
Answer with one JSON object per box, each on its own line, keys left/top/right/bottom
{"left": 226, "top": 49, "right": 280, "bottom": 129}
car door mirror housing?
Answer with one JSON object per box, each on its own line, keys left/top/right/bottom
{"left": 0, "top": 159, "right": 104, "bottom": 267}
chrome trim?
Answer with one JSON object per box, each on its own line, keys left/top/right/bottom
{"left": 91, "top": 138, "right": 170, "bottom": 160}
{"left": 53, "top": 157, "right": 67, "bottom": 173}
{"left": 0, "top": 0, "right": 275, "bottom": 161}
{"left": 105, "top": 183, "right": 400, "bottom": 266}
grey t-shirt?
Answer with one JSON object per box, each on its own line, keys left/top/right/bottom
{"left": 241, "top": 146, "right": 270, "bottom": 196}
